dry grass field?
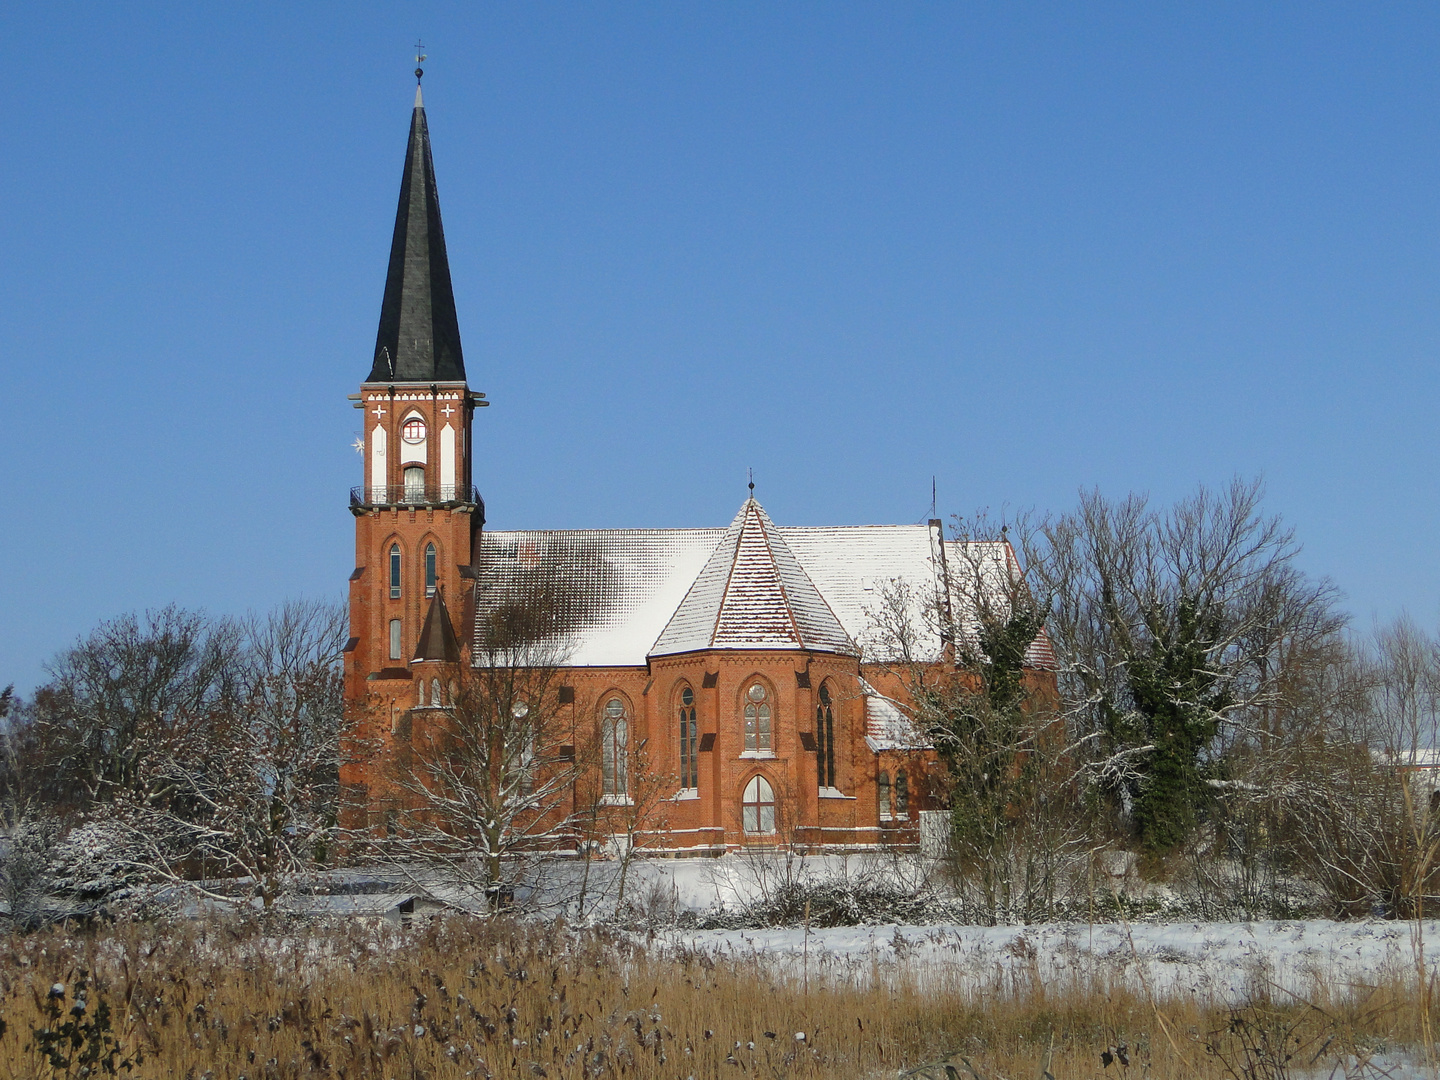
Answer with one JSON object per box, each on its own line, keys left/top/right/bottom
{"left": 0, "top": 916, "right": 1432, "bottom": 1079}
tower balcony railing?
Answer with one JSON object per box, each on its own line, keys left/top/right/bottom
{"left": 350, "top": 483, "right": 483, "bottom": 511}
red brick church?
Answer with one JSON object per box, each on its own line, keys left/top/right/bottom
{"left": 338, "top": 83, "right": 1051, "bottom": 854}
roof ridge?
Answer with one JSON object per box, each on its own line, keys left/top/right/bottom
{"left": 707, "top": 502, "right": 750, "bottom": 648}
{"left": 751, "top": 501, "right": 804, "bottom": 647}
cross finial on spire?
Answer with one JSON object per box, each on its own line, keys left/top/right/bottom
{"left": 414, "top": 39, "right": 427, "bottom": 84}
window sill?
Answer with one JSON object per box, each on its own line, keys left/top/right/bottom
{"left": 817, "top": 787, "right": 854, "bottom": 800}
{"left": 738, "top": 750, "right": 776, "bottom": 760}
{"left": 599, "top": 794, "right": 633, "bottom": 807}
{"left": 672, "top": 788, "right": 700, "bottom": 802}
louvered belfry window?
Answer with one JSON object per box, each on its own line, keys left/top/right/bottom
{"left": 816, "top": 683, "right": 836, "bottom": 789}
{"left": 743, "top": 683, "right": 772, "bottom": 752}
{"left": 678, "top": 686, "right": 698, "bottom": 790}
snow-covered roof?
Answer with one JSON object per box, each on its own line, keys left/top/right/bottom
{"left": 859, "top": 677, "right": 932, "bottom": 752}
{"left": 472, "top": 528, "right": 721, "bottom": 667}
{"left": 650, "top": 499, "right": 855, "bottom": 658}
{"left": 473, "top": 500, "right": 1054, "bottom": 669}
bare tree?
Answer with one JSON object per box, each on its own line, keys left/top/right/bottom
{"left": 378, "top": 588, "right": 581, "bottom": 911}
{"left": 1285, "top": 619, "right": 1440, "bottom": 918}
{"left": 867, "top": 514, "right": 1089, "bottom": 922}
{"left": 31, "top": 606, "right": 245, "bottom": 808}
{"left": 12, "top": 601, "right": 346, "bottom": 910}
{"left": 104, "top": 599, "right": 347, "bottom": 908}
{"left": 1029, "top": 478, "right": 1343, "bottom": 854}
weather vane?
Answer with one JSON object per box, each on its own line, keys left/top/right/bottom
{"left": 748, "top": 468, "right": 755, "bottom": 495}
{"left": 415, "top": 40, "right": 427, "bottom": 84}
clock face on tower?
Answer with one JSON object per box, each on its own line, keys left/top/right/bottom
{"left": 402, "top": 417, "right": 427, "bottom": 444}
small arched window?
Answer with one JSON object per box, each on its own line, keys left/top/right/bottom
{"left": 816, "top": 683, "right": 836, "bottom": 790}
{"left": 678, "top": 686, "right": 698, "bottom": 790}
{"left": 431, "top": 677, "right": 442, "bottom": 708}
{"left": 895, "top": 769, "right": 909, "bottom": 818}
{"left": 878, "top": 771, "right": 891, "bottom": 820}
{"left": 743, "top": 683, "right": 772, "bottom": 753}
{"left": 390, "top": 544, "right": 402, "bottom": 599}
{"left": 417, "top": 680, "right": 425, "bottom": 707}
{"left": 403, "top": 465, "right": 425, "bottom": 503}
{"left": 389, "top": 618, "right": 402, "bottom": 660}
{"left": 402, "top": 416, "right": 427, "bottom": 444}
{"left": 742, "top": 775, "right": 776, "bottom": 834}
{"left": 425, "top": 543, "right": 437, "bottom": 597}
{"left": 602, "top": 698, "right": 628, "bottom": 796}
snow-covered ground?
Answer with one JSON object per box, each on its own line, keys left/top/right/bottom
{"left": 663, "top": 918, "right": 1439, "bottom": 1003}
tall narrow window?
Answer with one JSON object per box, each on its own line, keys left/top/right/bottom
{"left": 389, "top": 544, "right": 402, "bottom": 599}
{"left": 602, "top": 698, "right": 628, "bottom": 797}
{"left": 678, "top": 686, "right": 698, "bottom": 790}
{"left": 511, "top": 702, "right": 534, "bottom": 796}
{"left": 895, "top": 770, "right": 909, "bottom": 818}
{"left": 743, "top": 683, "right": 772, "bottom": 752}
{"left": 403, "top": 465, "right": 425, "bottom": 502}
{"left": 816, "top": 683, "right": 836, "bottom": 789}
{"left": 878, "top": 771, "right": 891, "bottom": 820}
{"left": 742, "top": 775, "right": 776, "bottom": 834}
{"left": 431, "top": 677, "right": 442, "bottom": 708}
{"left": 388, "top": 618, "right": 402, "bottom": 660}
{"left": 424, "top": 543, "right": 437, "bottom": 597}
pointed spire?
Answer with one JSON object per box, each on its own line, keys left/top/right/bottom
{"left": 367, "top": 84, "right": 466, "bottom": 383}
{"left": 413, "top": 590, "right": 463, "bottom": 663}
{"left": 650, "top": 497, "right": 857, "bottom": 658}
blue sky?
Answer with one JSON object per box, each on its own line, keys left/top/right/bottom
{"left": 2, "top": 3, "right": 1437, "bottom": 692}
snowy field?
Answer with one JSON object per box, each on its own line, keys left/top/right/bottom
{"left": 664, "top": 918, "right": 1438, "bottom": 1002}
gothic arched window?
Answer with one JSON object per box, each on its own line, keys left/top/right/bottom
{"left": 678, "top": 686, "right": 698, "bottom": 791}
{"left": 878, "top": 771, "right": 891, "bottom": 820}
{"left": 743, "top": 683, "right": 772, "bottom": 753}
{"left": 816, "top": 683, "right": 836, "bottom": 790}
{"left": 742, "top": 775, "right": 776, "bottom": 834}
{"left": 895, "top": 770, "right": 909, "bottom": 818}
{"left": 431, "top": 677, "right": 442, "bottom": 708}
{"left": 602, "top": 698, "right": 628, "bottom": 797}
{"left": 425, "top": 543, "right": 437, "bottom": 597}
{"left": 388, "top": 618, "right": 402, "bottom": 661}
{"left": 389, "top": 544, "right": 402, "bottom": 599}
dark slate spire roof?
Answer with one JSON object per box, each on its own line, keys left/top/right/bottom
{"left": 367, "top": 85, "right": 466, "bottom": 383}
{"left": 413, "top": 590, "right": 463, "bottom": 664}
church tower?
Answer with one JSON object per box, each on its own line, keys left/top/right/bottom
{"left": 341, "top": 76, "right": 484, "bottom": 824}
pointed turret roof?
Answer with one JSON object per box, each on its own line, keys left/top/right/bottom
{"left": 413, "top": 590, "right": 463, "bottom": 664}
{"left": 649, "top": 498, "right": 857, "bottom": 658}
{"left": 367, "top": 87, "right": 466, "bottom": 383}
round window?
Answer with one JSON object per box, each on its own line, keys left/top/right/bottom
{"left": 606, "top": 698, "right": 625, "bottom": 718}
{"left": 747, "top": 683, "right": 767, "bottom": 703}
{"left": 402, "top": 416, "right": 427, "bottom": 444}
{"left": 681, "top": 687, "right": 694, "bottom": 707}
